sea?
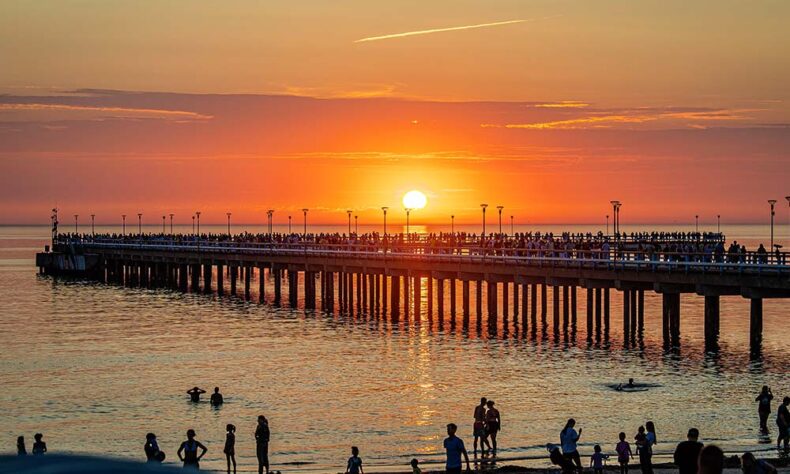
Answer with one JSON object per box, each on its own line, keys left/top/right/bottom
{"left": 1, "top": 224, "right": 788, "bottom": 472}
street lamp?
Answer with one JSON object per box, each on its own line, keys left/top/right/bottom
{"left": 510, "top": 215, "right": 514, "bottom": 235}
{"left": 301, "top": 209, "right": 308, "bottom": 237}
{"left": 480, "top": 204, "right": 488, "bottom": 240}
{"left": 606, "top": 215, "right": 609, "bottom": 235}
{"left": 381, "top": 207, "right": 388, "bottom": 236}
{"left": 610, "top": 201, "right": 621, "bottom": 234}
{"left": 137, "top": 213, "right": 142, "bottom": 235}
{"left": 122, "top": 214, "right": 126, "bottom": 235}
{"left": 169, "top": 214, "right": 174, "bottom": 234}
{"left": 717, "top": 214, "right": 720, "bottom": 234}
{"left": 91, "top": 214, "right": 95, "bottom": 236}
{"left": 695, "top": 215, "right": 699, "bottom": 233}
{"left": 267, "top": 210, "right": 274, "bottom": 235}
{"left": 227, "top": 212, "right": 232, "bottom": 235}
{"left": 192, "top": 215, "right": 195, "bottom": 234}
{"left": 195, "top": 211, "right": 201, "bottom": 236}
{"left": 769, "top": 198, "right": 778, "bottom": 249}
{"left": 405, "top": 208, "right": 412, "bottom": 237}
{"left": 288, "top": 215, "right": 292, "bottom": 233}
{"left": 451, "top": 215, "right": 455, "bottom": 234}
{"left": 162, "top": 215, "right": 166, "bottom": 233}
{"left": 497, "top": 205, "right": 504, "bottom": 234}
{"left": 347, "top": 210, "right": 352, "bottom": 235}
{"left": 74, "top": 214, "right": 78, "bottom": 234}
{"left": 354, "top": 215, "right": 358, "bottom": 234}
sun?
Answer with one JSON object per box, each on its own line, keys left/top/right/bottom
{"left": 402, "top": 190, "right": 427, "bottom": 209}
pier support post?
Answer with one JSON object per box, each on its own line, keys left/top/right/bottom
{"left": 230, "top": 266, "right": 237, "bottom": 295}
{"left": 487, "top": 281, "right": 498, "bottom": 323}
{"left": 190, "top": 264, "right": 200, "bottom": 292}
{"left": 462, "top": 280, "right": 470, "bottom": 320}
{"left": 703, "top": 295, "right": 720, "bottom": 350}
{"left": 258, "top": 266, "right": 265, "bottom": 302}
{"left": 623, "top": 290, "right": 631, "bottom": 341}
{"left": 273, "top": 268, "right": 281, "bottom": 305}
{"left": 595, "top": 288, "right": 602, "bottom": 335}
{"left": 521, "top": 284, "right": 528, "bottom": 327}
{"left": 513, "top": 283, "right": 519, "bottom": 320}
{"left": 562, "top": 286, "right": 569, "bottom": 330}
{"left": 531, "top": 284, "right": 538, "bottom": 326}
{"left": 586, "top": 289, "right": 594, "bottom": 337}
{"left": 450, "top": 279, "right": 457, "bottom": 319}
{"left": 437, "top": 279, "right": 445, "bottom": 317}
{"left": 750, "top": 298, "right": 763, "bottom": 351}
{"left": 288, "top": 270, "right": 297, "bottom": 306}
{"left": 541, "top": 284, "right": 548, "bottom": 323}
{"left": 391, "top": 276, "right": 400, "bottom": 318}
{"left": 552, "top": 286, "right": 560, "bottom": 333}
{"left": 503, "top": 283, "right": 509, "bottom": 320}
{"left": 476, "top": 281, "right": 483, "bottom": 319}
{"left": 179, "top": 264, "right": 188, "bottom": 291}
{"left": 216, "top": 264, "right": 224, "bottom": 295}
{"left": 427, "top": 277, "right": 433, "bottom": 317}
{"left": 413, "top": 276, "right": 421, "bottom": 317}
{"left": 637, "top": 290, "right": 645, "bottom": 334}
{"left": 662, "top": 293, "right": 681, "bottom": 346}
{"left": 604, "top": 288, "right": 610, "bottom": 334}
{"left": 203, "top": 264, "right": 212, "bottom": 293}
{"left": 571, "top": 286, "right": 577, "bottom": 327}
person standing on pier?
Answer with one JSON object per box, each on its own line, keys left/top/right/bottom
{"left": 755, "top": 386, "right": 773, "bottom": 433}
{"left": 560, "top": 419, "right": 583, "bottom": 473}
{"left": 473, "top": 397, "right": 491, "bottom": 456}
{"left": 443, "top": 423, "right": 471, "bottom": 474}
{"left": 256, "top": 415, "right": 271, "bottom": 474}
{"left": 778, "top": 396, "right": 790, "bottom": 450}
{"left": 187, "top": 386, "right": 206, "bottom": 403}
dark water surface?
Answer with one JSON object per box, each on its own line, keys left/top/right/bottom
{"left": 1, "top": 225, "right": 788, "bottom": 472}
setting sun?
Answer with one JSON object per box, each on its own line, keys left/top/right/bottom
{"left": 402, "top": 190, "right": 427, "bottom": 209}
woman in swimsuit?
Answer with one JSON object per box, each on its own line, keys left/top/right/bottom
{"left": 485, "top": 400, "right": 501, "bottom": 455}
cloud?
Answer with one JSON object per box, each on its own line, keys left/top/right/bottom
{"left": 0, "top": 103, "right": 213, "bottom": 122}
{"left": 532, "top": 101, "right": 590, "bottom": 109}
{"left": 354, "top": 19, "right": 528, "bottom": 43}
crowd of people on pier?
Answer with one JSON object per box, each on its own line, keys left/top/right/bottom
{"left": 55, "top": 228, "right": 787, "bottom": 266}
{"left": 14, "top": 386, "right": 790, "bottom": 474}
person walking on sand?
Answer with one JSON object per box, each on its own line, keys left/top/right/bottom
{"left": 616, "top": 432, "right": 633, "bottom": 474}
{"left": 187, "top": 387, "right": 206, "bottom": 403}
{"left": 256, "top": 415, "right": 271, "bottom": 474}
{"left": 473, "top": 397, "right": 491, "bottom": 457}
{"left": 485, "top": 400, "right": 501, "bottom": 456}
{"left": 443, "top": 423, "right": 471, "bottom": 474}
{"left": 755, "top": 386, "right": 773, "bottom": 433}
{"left": 777, "top": 396, "right": 790, "bottom": 450}
{"left": 345, "top": 446, "right": 363, "bottom": 474}
{"left": 224, "top": 424, "right": 236, "bottom": 474}
{"left": 32, "top": 433, "right": 46, "bottom": 455}
{"left": 560, "top": 419, "right": 583, "bottom": 473}
{"left": 177, "top": 429, "right": 207, "bottom": 470}
{"left": 674, "top": 428, "right": 703, "bottom": 474}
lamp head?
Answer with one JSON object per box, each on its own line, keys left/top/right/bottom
{"left": 381, "top": 206, "right": 388, "bottom": 212}
{"left": 785, "top": 196, "right": 790, "bottom": 203}
{"left": 347, "top": 210, "right": 352, "bottom": 215}
{"left": 497, "top": 206, "right": 504, "bottom": 211}
{"left": 768, "top": 199, "right": 777, "bottom": 206}
{"left": 480, "top": 203, "right": 488, "bottom": 209}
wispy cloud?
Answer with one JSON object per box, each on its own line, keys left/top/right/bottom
{"left": 354, "top": 19, "right": 528, "bottom": 43}
{"left": 0, "top": 103, "right": 213, "bottom": 122}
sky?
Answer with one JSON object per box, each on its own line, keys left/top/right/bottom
{"left": 1, "top": 0, "right": 789, "bottom": 225}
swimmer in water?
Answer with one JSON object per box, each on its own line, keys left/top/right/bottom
{"left": 210, "top": 387, "right": 224, "bottom": 406}
{"left": 187, "top": 387, "right": 206, "bottom": 403}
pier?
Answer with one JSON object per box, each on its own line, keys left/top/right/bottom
{"left": 37, "top": 233, "right": 790, "bottom": 354}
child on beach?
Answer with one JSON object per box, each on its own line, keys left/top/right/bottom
{"left": 616, "top": 432, "right": 633, "bottom": 474}
{"left": 224, "top": 424, "right": 236, "bottom": 474}
{"left": 32, "top": 433, "right": 46, "bottom": 455}
{"left": 17, "top": 436, "right": 26, "bottom": 456}
{"left": 590, "top": 444, "right": 608, "bottom": 474}
{"left": 410, "top": 458, "right": 421, "bottom": 474}
{"left": 346, "top": 446, "right": 363, "bottom": 474}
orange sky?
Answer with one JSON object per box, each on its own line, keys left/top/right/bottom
{"left": 1, "top": 1, "right": 789, "bottom": 224}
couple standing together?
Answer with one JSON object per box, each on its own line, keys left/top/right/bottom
{"left": 473, "top": 397, "right": 502, "bottom": 456}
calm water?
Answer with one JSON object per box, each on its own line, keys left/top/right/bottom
{"left": 1, "top": 224, "right": 789, "bottom": 472}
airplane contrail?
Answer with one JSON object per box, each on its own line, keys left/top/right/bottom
{"left": 354, "top": 19, "right": 529, "bottom": 43}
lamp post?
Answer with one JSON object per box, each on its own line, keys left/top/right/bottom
{"left": 610, "top": 201, "right": 621, "bottom": 234}
{"left": 267, "top": 210, "right": 274, "bottom": 235}
{"left": 717, "top": 214, "right": 720, "bottom": 234}
{"left": 137, "top": 213, "right": 142, "bottom": 235}
{"left": 769, "top": 199, "right": 777, "bottom": 250}
{"left": 695, "top": 215, "right": 699, "bottom": 233}
{"left": 162, "top": 215, "right": 166, "bottom": 233}
{"left": 122, "top": 214, "right": 126, "bottom": 235}
{"left": 227, "top": 212, "right": 232, "bottom": 235}
{"left": 606, "top": 215, "right": 609, "bottom": 235}
{"left": 301, "top": 209, "right": 308, "bottom": 237}
{"left": 192, "top": 215, "right": 195, "bottom": 234}
{"left": 354, "top": 215, "right": 358, "bottom": 234}
{"left": 195, "top": 211, "right": 201, "bottom": 236}
{"left": 480, "top": 204, "right": 488, "bottom": 240}
{"left": 405, "top": 208, "right": 412, "bottom": 237}
{"left": 91, "top": 214, "right": 95, "bottom": 236}
{"left": 347, "top": 210, "right": 352, "bottom": 235}
{"left": 497, "top": 205, "right": 504, "bottom": 234}
{"left": 381, "top": 207, "right": 389, "bottom": 253}
{"left": 510, "top": 215, "right": 514, "bottom": 235}
{"left": 288, "top": 215, "right": 292, "bottom": 234}
{"left": 169, "top": 214, "right": 174, "bottom": 234}
{"left": 451, "top": 215, "right": 455, "bottom": 234}
{"left": 74, "top": 214, "right": 78, "bottom": 234}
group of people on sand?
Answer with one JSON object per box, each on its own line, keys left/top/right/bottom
{"left": 143, "top": 415, "right": 272, "bottom": 474}
{"left": 471, "top": 397, "right": 502, "bottom": 457}
{"left": 15, "top": 433, "right": 47, "bottom": 456}
{"left": 755, "top": 386, "right": 790, "bottom": 450}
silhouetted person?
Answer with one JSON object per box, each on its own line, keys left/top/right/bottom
{"left": 256, "top": 415, "right": 271, "bottom": 474}
{"left": 674, "top": 428, "right": 703, "bottom": 474}
{"left": 211, "top": 387, "right": 224, "bottom": 406}
{"left": 755, "top": 386, "right": 773, "bottom": 432}
{"left": 187, "top": 387, "right": 206, "bottom": 402}
{"left": 473, "top": 397, "right": 491, "bottom": 456}
{"left": 177, "top": 429, "right": 207, "bottom": 470}
{"left": 144, "top": 433, "right": 165, "bottom": 463}
{"left": 32, "top": 433, "right": 46, "bottom": 455}
{"left": 778, "top": 396, "right": 790, "bottom": 450}
{"left": 548, "top": 444, "right": 575, "bottom": 474}
{"left": 741, "top": 452, "right": 777, "bottom": 474}
{"left": 224, "top": 424, "right": 236, "bottom": 474}
{"left": 17, "top": 436, "right": 26, "bottom": 456}
{"left": 561, "top": 418, "right": 583, "bottom": 473}
{"left": 627, "top": 378, "right": 635, "bottom": 388}
{"left": 616, "top": 432, "right": 633, "bottom": 474}
{"left": 411, "top": 458, "right": 422, "bottom": 474}
{"left": 485, "top": 400, "right": 501, "bottom": 455}
{"left": 590, "top": 444, "right": 608, "bottom": 474}
{"left": 443, "top": 423, "right": 470, "bottom": 474}
{"left": 345, "top": 446, "right": 363, "bottom": 474}
{"left": 698, "top": 445, "right": 724, "bottom": 474}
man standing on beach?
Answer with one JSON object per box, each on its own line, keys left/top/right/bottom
{"left": 443, "top": 423, "right": 470, "bottom": 474}
{"left": 473, "top": 397, "right": 490, "bottom": 456}
{"left": 673, "top": 428, "right": 703, "bottom": 474}
{"left": 256, "top": 415, "right": 271, "bottom": 474}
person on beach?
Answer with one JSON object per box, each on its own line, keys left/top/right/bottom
{"left": 411, "top": 458, "right": 422, "bottom": 474}
{"left": 187, "top": 387, "right": 206, "bottom": 403}
{"left": 697, "top": 445, "right": 724, "bottom": 474}
{"left": 548, "top": 443, "right": 576, "bottom": 474}
{"left": 177, "top": 429, "right": 207, "bottom": 470}
{"left": 616, "top": 432, "right": 633, "bottom": 474}
{"left": 674, "top": 428, "right": 703, "bottom": 474}
{"left": 560, "top": 418, "right": 583, "bottom": 473}
{"left": 443, "top": 423, "right": 471, "bottom": 474}
{"left": 224, "top": 424, "right": 236, "bottom": 474}
{"left": 741, "top": 452, "right": 777, "bottom": 474}
{"left": 17, "top": 436, "right": 26, "bottom": 456}
{"left": 590, "top": 444, "right": 608, "bottom": 474}
{"left": 485, "top": 400, "right": 501, "bottom": 455}
{"left": 256, "top": 415, "right": 271, "bottom": 474}
{"left": 211, "top": 387, "right": 224, "bottom": 406}
{"left": 473, "top": 397, "right": 491, "bottom": 456}
{"left": 755, "top": 386, "right": 773, "bottom": 432}
{"left": 345, "top": 446, "right": 363, "bottom": 474}
{"left": 144, "top": 433, "right": 165, "bottom": 463}
{"left": 777, "top": 396, "right": 790, "bottom": 450}
{"left": 32, "top": 433, "right": 46, "bottom": 455}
